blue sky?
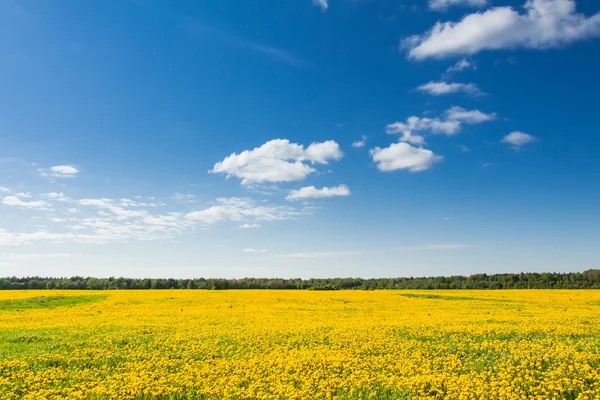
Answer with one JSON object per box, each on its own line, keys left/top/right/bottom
{"left": 1, "top": 0, "right": 599, "bottom": 278}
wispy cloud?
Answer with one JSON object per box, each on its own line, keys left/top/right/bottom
{"left": 313, "top": 0, "right": 328, "bottom": 11}
{"left": 398, "top": 244, "right": 472, "bottom": 251}
{"left": 178, "top": 10, "right": 309, "bottom": 67}
{"left": 243, "top": 248, "right": 267, "bottom": 253}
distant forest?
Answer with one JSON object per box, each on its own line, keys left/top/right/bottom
{"left": 1, "top": 270, "right": 600, "bottom": 290}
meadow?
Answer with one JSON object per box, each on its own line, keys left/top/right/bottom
{"left": 0, "top": 290, "right": 599, "bottom": 399}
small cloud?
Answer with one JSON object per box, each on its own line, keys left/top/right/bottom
{"left": 171, "top": 193, "right": 196, "bottom": 203}
{"left": 39, "top": 165, "right": 79, "bottom": 179}
{"left": 42, "top": 192, "right": 70, "bottom": 201}
{"left": 458, "top": 145, "right": 470, "bottom": 152}
{"left": 429, "top": 0, "right": 487, "bottom": 11}
{"left": 15, "top": 192, "right": 32, "bottom": 198}
{"left": 444, "top": 59, "right": 476, "bottom": 77}
{"left": 0, "top": 187, "right": 12, "bottom": 193}
{"left": 483, "top": 162, "right": 492, "bottom": 168}
{"left": 443, "top": 217, "right": 451, "bottom": 220}
{"left": 2, "top": 196, "right": 49, "bottom": 209}
{"left": 417, "top": 81, "right": 484, "bottom": 96}
{"left": 240, "top": 223, "right": 261, "bottom": 229}
{"left": 312, "top": 0, "right": 328, "bottom": 11}
{"left": 501, "top": 131, "right": 537, "bottom": 147}
{"left": 370, "top": 143, "right": 443, "bottom": 172}
{"left": 352, "top": 135, "right": 367, "bottom": 148}
{"left": 243, "top": 248, "right": 267, "bottom": 253}
{"left": 399, "top": 244, "right": 471, "bottom": 251}
{"left": 286, "top": 184, "right": 351, "bottom": 201}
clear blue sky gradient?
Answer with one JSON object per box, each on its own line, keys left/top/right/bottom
{"left": 1, "top": 0, "right": 599, "bottom": 278}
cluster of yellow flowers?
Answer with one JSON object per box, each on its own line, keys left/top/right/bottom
{"left": 0, "top": 289, "right": 599, "bottom": 399}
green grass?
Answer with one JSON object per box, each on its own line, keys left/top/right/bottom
{"left": 0, "top": 295, "right": 106, "bottom": 311}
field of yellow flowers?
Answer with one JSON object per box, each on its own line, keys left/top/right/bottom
{"left": 1, "top": 290, "right": 599, "bottom": 399}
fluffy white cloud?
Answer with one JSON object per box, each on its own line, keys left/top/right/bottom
{"left": 501, "top": 131, "right": 537, "bottom": 146}
{"left": 51, "top": 165, "right": 78, "bottom": 175}
{"left": 2, "top": 196, "right": 49, "bottom": 209}
{"left": 370, "top": 143, "right": 443, "bottom": 172}
{"left": 15, "top": 192, "right": 32, "bottom": 198}
{"left": 313, "top": 0, "right": 328, "bottom": 11}
{"left": 429, "top": 0, "right": 487, "bottom": 11}
{"left": 240, "top": 223, "right": 261, "bottom": 229}
{"left": 210, "top": 139, "right": 343, "bottom": 185}
{"left": 417, "top": 81, "right": 483, "bottom": 96}
{"left": 186, "top": 197, "right": 298, "bottom": 224}
{"left": 352, "top": 135, "right": 367, "bottom": 148}
{"left": 42, "top": 192, "right": 70, "bottom": 201}
{"left": 39, "top": 165, "right": 79, "bottom": 179}
{"left": 286, "top": 184, "right": 351, "bottom": 201}
{"left": 243, "top": 248, "right": 267, "bottom": 253}
{"left": 0, "top": 187, "right": 10, "bottom": 192}
{"left": 406, "top": 0, "right": 600, "bottom": 59}
{"left": 445, "top": 106, "right": 496, "bottom": 123}
{"left": 275, "top": 251, "right": 363, "bottom": 259}
{"left": 387, "top": 117, "right": 459, "bottom": 143}
{"left": 385, "top": 106, "right": 494, "bottom": 144}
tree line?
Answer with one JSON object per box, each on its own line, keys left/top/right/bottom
{"left": 0, "top": 270, "right": 599, "bottom": 290}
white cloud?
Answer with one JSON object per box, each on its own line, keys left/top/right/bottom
{"left": 51, "top": 165, "right": 78, "bottom": 175}
{"left": 429, "top": 0, "right": 487, "bottom": 11}
{"left": 387, "top": 117, "right": 460, "bottom": 143}
{"left": 240, "top": 223, "right": 261, "bottom": 229}
{"left": 286, "top": 184, "right": 351, "bottom": 201}
{"left": 445, "top": 106, "right": 496, "bottom": 123}
{"left": 352, "top": 135, "right": 367, "bottom": 148}
{"left": 15, "top": 192, "right": 32, "bottom": 198}
{"left": 417, "top": 81, "right": 483, "bottom": 96}
{"left": 210, "top": 139, "right": 343, "bottom": 185}
{"left": 501, "top": 131, "right": 537, "bottom": 146}
{"left": 42, "top": 192, "right": 70, "bottom": 201}
{"left": 2, "top": 196, "right": 49, "bottom": 209}
{"left": 275, "top": 251, "right": 363, "bottom": 259}
{"left": 243, "top": 248, "right": 267, "bottom": 253}
{"left": 313, "top": 0, "right": 328, "bottom": 11}
{"left": 171, "top": 193, "right": 196, "bottom": 203}
{"left": 39, "top": 165, "right": 79, "bottom": 179}
{"left": 399, "top": 243, "right": 472, "bottom": 250}
{"left": 444, "top": 59, "right": 475, "bottom": 75}
{"left": 406, "top": 0, "right": 600, "bottom": 59}
{"left": 143, "top": 213, "right": 187, "bottom": 227}
{"left": 370, "top": 143, "right": 443, "bottom": 172}
{"left": 386, "top": 107, "right": 496, "bottom": 143}
{"left": 0, "top": 187, "right": 10, "bottom": 193}
{"left": 186, "top": 197, "right": 298, "bottom": 224}
{"left": 458, "top": 144, "right": 471, "bottom": 152}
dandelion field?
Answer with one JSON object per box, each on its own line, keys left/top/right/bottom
{"left": 1, "top": 290, "right": 600, "bottom": 399}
